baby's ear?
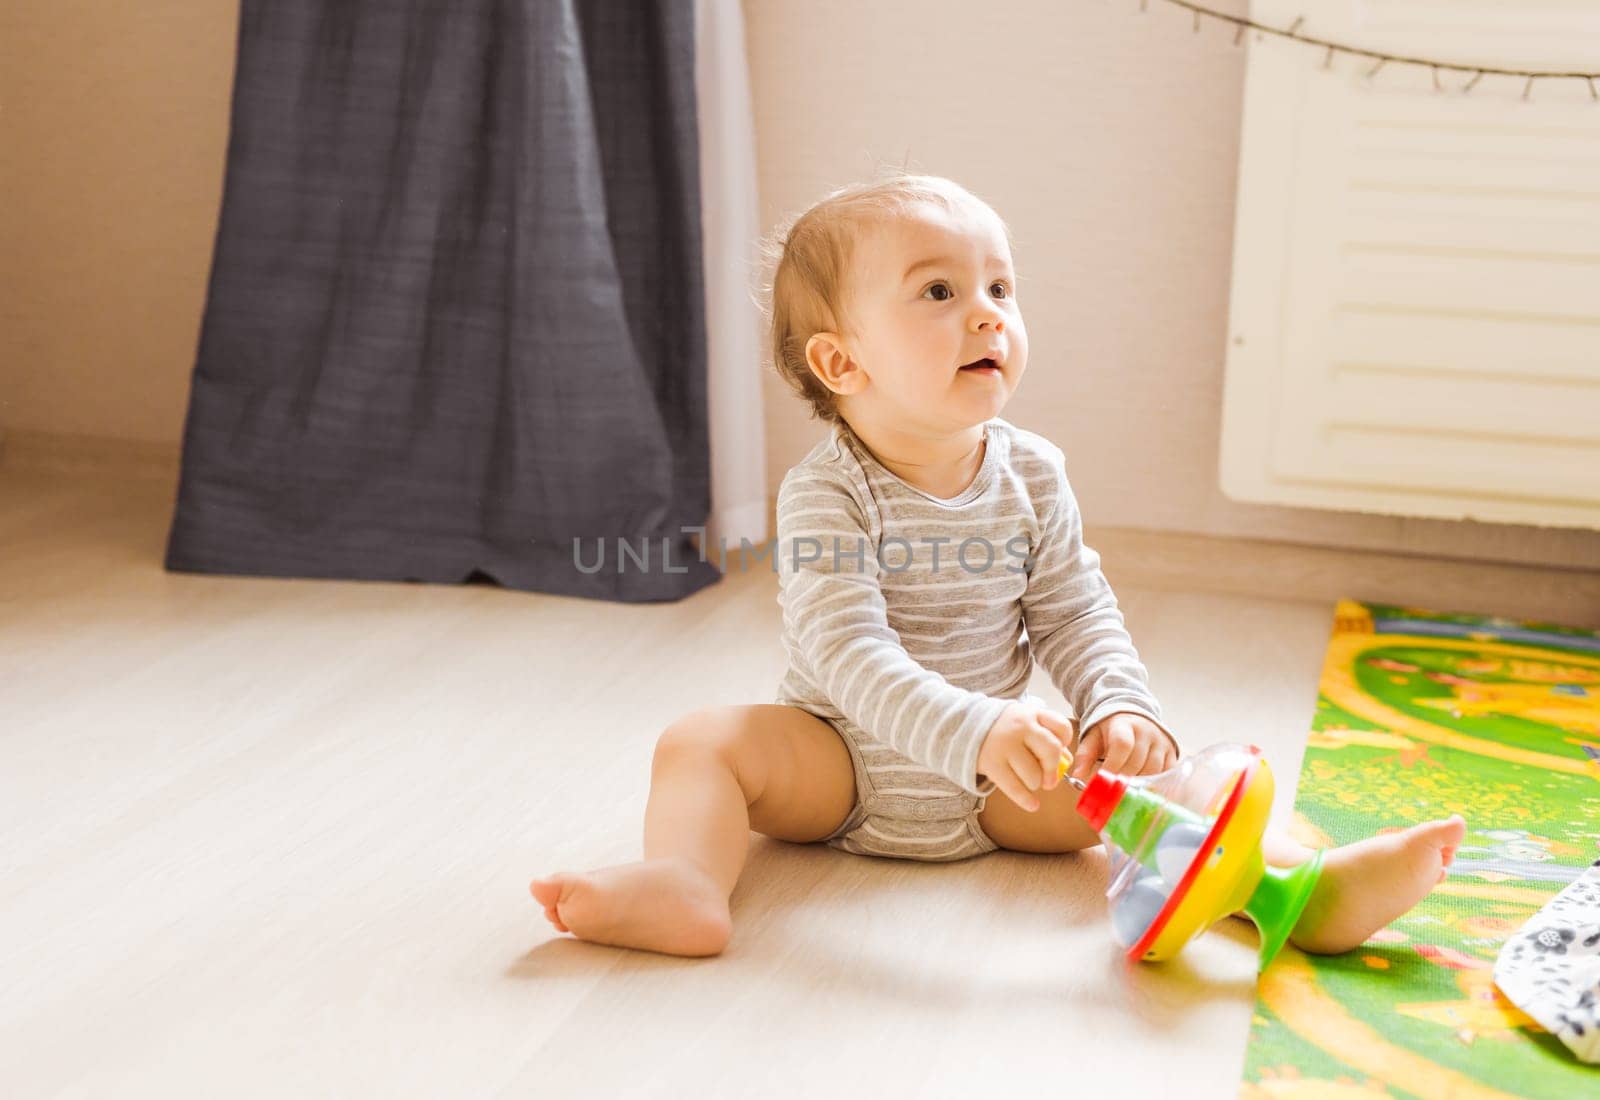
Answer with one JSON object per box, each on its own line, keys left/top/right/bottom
{"left": 804, "top": 332, "right": 863, "bottom": 395}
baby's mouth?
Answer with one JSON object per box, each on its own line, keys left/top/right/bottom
{"left": 959, "top": 358, "right": 1000, "bottom": 372}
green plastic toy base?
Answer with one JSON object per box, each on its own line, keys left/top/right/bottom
{"left": 1242, "top": 847, "right": 1325, "bottom": 970}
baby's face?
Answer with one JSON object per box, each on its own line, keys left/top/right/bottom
{"left": 834, "top": 198, "right": 1027, "bottom": 436}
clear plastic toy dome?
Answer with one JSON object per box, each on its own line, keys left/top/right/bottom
{"left": 1085, "top": 743, "right": 1264, "bottom": 951}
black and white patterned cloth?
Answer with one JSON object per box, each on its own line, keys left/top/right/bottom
{"left": 1494, "top": 859, "right": 1600, "bottom": 1062}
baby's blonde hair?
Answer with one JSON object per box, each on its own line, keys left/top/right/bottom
{"left": 759, "top": 171, "right": 1012, "bottom": 426}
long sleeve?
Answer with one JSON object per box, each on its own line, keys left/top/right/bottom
{"left": 1020, "top": 448, "right": 1180, "bottom": 755}
{"left": 776, "top": 469, "right": 1012, "bottom": 795}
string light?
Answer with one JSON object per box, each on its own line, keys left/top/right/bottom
{"left": 1148, "top": 0, "right": 1600, "bottom": 101}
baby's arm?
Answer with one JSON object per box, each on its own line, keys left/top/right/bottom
{"left": 776, "top": 468, "right": 1010, "bottom": 795}
{"left": 1019, "top": 444, "right": 1179, "bottom": 758}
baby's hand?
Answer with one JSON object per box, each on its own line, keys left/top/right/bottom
{"left": 976, "top": 701, "right": 1074, "bottom": 812}
{"left": 1067, "top": 711, "right": 1175, "bottom": 782}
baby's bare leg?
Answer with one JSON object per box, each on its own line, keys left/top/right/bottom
{"left": 1277, "top": 814, "right": 1465, "bottom": 954}
{"left": 530, "top": 705, "right": 856, "bottom": 957}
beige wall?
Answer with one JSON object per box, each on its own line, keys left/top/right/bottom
{"left": 4, "top": 0, "right": 1596, "bottom": 571}
{"left": 1, "top": 1, "right": 238, "bottom": 445}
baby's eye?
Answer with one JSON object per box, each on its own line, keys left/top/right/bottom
{"left": 923, "top": 281, "right": 953, "bottom": 302}
{"left": 990, "top": 281, "right": 1011, "bottom": 299}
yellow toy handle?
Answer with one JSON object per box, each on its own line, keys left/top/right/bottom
{"left": 1056, "top": 748, "right": 1090, "bottom": 792}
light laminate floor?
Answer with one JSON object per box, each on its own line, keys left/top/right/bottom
{"left": 0, "top": 466, "right": 1583, "bottom": 1099}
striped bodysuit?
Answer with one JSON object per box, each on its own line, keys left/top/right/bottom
{"left": 773, "top": 415, "right": 1177, "bottom": 861}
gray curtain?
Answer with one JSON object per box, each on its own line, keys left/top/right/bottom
{"left": 165, "top": 0, "right": 721, "bottom": 602}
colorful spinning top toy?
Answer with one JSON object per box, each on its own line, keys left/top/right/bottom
{"left": 1057, "top": 743, "right": 1324, "bottom": 969}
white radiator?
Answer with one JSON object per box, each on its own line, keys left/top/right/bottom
{"left": 1219, "top": 0, "right": 1600, "bottom": 531}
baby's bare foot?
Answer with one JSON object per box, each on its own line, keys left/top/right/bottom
{"left": 529, "top": 857, "right": 733, "bottom": 957}
{"left": 1287, "top": 814, "right": 1465, "bottom": 955}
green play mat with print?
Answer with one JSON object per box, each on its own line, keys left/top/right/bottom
{"left": 1239, "top": 599, "right": 1600, "bottom": 1100}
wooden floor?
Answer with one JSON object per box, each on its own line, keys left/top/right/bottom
{"left": 1, "top": 466, "right": 1594, "bottom": 1099}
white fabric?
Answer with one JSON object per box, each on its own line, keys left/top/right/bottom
{"left": 1493, "top": 860, "right": 1600, "bottom": 1063}
{"left": 694, "top": 0, "right": 768, "bottom": 555}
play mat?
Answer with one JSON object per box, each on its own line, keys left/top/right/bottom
{"left": 1239, "top": 598, "right": 1600, "bottom": 1099}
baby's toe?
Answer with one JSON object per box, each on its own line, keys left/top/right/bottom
{"left": 529, "top": 875, "right": 567, "bottom": 908}
{"left": 1428, "top": 814, "right": 1467, "bottom": 849}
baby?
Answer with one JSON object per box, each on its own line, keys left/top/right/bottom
{"left": 531, "top": 173, "right": 1466, "bottom": 958}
